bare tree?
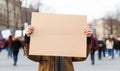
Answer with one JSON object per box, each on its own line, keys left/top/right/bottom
{"left": 5, "top": 0, "right": 10, "bottom": 28}
{"left": 104, "top": 10, "right": 120, "bottom": 36}
{"left": 13, "top": 0, "right": 17, "bottom": 30}
{"left": 18, "top": 0, "right": 24, "bottom": 30}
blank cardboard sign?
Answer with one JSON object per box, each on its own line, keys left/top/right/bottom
{"left": 29, "top": 12, "right": 87, "bottom": 57}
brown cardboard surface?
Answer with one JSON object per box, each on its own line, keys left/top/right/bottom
{"left": 29, "top": 12, "right": 87, "bottom": 57}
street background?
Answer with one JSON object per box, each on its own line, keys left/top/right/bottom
{"left": 0, "top": 49, "right": 120, "bottom": 71}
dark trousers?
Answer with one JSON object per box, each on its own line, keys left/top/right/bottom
{"left": 98, "top": 49, "right": 102, "bottom": 60}
{"left": 13, "top": 52, "right": 18, "bottom": 64}
{"left": 90, "top": 49, "right": 95, "bottom": 64}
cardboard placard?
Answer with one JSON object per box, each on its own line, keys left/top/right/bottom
{"left": 15, "top": 30, "right": 22, "bottom": 37}
{"left": 29, "top": 12, "right": 87, "bottom": 57}
{"left": 1, "top": 29, "right": 11, "bottom": 39}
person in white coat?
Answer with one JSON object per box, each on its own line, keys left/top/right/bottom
{"left": 106, "top": 35, "right": 114, "bottom": 59}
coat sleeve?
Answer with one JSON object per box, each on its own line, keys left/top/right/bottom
{"left": 24, "top": 35, "right": 42, "bottom": 62}
{"left": 72, "top": 37, "right": 91, "bottom": 61}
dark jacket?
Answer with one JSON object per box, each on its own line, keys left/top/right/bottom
{"left": 113, "top": 38, "right": 119, "bottom": 50}
{"left": 11, "top": 38, "right": 21, "bottom": 53}
{"left": 24, "top": 35, "right": 91, "bottom": 71}
{"left": 98, "top": 40, "right": 106, "bottom": 51}
{"left": 117, "top": 37, "right": 120, "bottom": 50}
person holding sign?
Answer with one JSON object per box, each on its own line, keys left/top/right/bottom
{"left": 24, "top": 25, "right": 92, "bottom": 71}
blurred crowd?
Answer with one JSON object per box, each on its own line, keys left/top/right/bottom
{"left": 0, "top": 34, "right": 120, "bottom": 66}
{"left": 90, "top": 34, "right": 120, "bottom": 65}
{"left": 0, "top": 35, "right": 25, "bottom": 66}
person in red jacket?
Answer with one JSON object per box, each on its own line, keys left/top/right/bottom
{"left": 0, "top": 39, "right": 4, "bottom": 52}
{"left": 90, "top": 34, "right": 98, "bottom": 65}
{"left": 6, "top": 35, "right": 13, "bottom": 58}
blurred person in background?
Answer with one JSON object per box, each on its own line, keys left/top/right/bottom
{"left": 98, "top": 37, "right": 106, "bottom": 60}
{"left": 106, "top": 35, "right": 114, "bottom": 59}
{"left": 90, "top": 34, "right": 98, "bottom": 65}
{"left": 102, "top": 37, "right": 107, "bottom": 57}
{"left": 11, "top": 36, "right": 22, "bottom": 66}
{"left": 0, "top": 38, "right": 4, "bottom": 52}
{"left": 6, "top": 35, "right": 13, "bottom": 58}
{"left": 117, "top": 35, "right": 120, "bottom": 57}
{"left": 112, "top": 35, "right": 119, "bottom": 57}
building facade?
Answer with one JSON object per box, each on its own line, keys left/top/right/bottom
{"left": 0, "top": 0, "right": 22, "bottom": 38}
{"left": 89, "top": 19, "right": 110, "bottom": 39}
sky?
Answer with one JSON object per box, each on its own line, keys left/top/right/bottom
{"left": 22, "top": 0, "right": 120, "bottom": 23}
